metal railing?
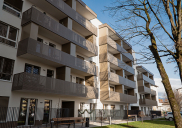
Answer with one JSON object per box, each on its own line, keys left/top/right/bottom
{"left": 138, "top": 86, "right": 151, "bottom": 94}
{"left": 21, "top": 7, "right": 98, "bottom": 56}
{"left": 100, "top": 91, "right": 137, "bottom": 103}
{"left": 2, "top": 3, "right": 21, "bottom": 18}
{"left": 12, "top": 72, "right": 98, "bottom": 99}
{"left": 139, "top": 99, "right": 157, "bottom": 106}
{"left": 17, "top": 38, "right": 97, "bottom": 76}
{"left": 105, "top": 36, "right": 133, "bottom": 61}
{"left": 137, "top": 74, "right": 155, "bottom": 85}
{"left": 0, "top": 107, "right": 161, "bottom": 128}
{"left": 100, "top": 71, "right": 136, "bottom": 89}
{"left": 46, "top": 0, "right": 97, "bottom": 36}
{"left": 107, "top": 53, "right": 134, "bottom": 74}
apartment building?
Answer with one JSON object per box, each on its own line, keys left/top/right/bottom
{"left": 0, "top": 0, "right": 158, "bottom": 126}
{"left": 130, "top": 66, "right": 158, "bottom": 115}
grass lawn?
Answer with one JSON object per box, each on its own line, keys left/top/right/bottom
{"left": 94, "top": 120, "right": 175, "bottom": 128}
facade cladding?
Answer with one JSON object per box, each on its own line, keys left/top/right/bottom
{"left": 0, "top": 0, "right": 158, "bottom": 123}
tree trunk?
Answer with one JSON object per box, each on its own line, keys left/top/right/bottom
{"left": 149, "top": 35, "right": 182, "bottom": 128}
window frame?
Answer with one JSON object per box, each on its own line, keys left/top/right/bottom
{"left": 24, "top": 63, "right": 41, "bottom": 75}
{"left": 0, "top": 56, "right": 14, "bottom": 81}
{"left": 3, "top": 0, "right": 23, "bottom": 18}
{"left": 0, "top": 22, "right": 18, "bottom": 48}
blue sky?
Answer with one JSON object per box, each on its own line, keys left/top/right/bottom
{"left": 82, "top": 0, "right": 182, "bottom": 97}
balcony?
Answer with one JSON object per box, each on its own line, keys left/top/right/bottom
{"left": 100, "top": 71, "right": 136, "bottom": 89}
{"left": 76, "top": 0, "right": 97, "bottom": 20}
{"left": 151, "top": 89, "right": 156, "bottom": 95}
{"left": 46, "top": 0, "right": 97, "bottom": 36}
{"left": 139, "top": 99, "right": 157, "bottom": 106}
{"left": 21, "top": 7, "right": 98, "bottom": 57}
{"left": 12, "top": 72, "right": 98, "bottom": 99}
{"left": 17, "top": 38, "right": 97, "bottom": 76}
{"left": 100, "top": 91, "right": 137, "bottom": 103}
{"left": 138, "top": 86, "right": 151, "bottom": 94}
{"left": 99, "top": 36, "right": 133, "bottom": 61}
{"left": 99, "top": 53, "right": 134, "bottom": 75}
{"left": 137, "top": 74, "right": 155, "bottom": 85}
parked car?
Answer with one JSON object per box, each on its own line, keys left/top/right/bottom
{"left": 165, "top": 112, "right": 182, "bottom": 121}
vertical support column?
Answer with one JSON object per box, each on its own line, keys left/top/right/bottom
{"left": 29, "top": 23, "right": 39, "bottom": 40}
{"left": 62, "top": 43, "right": 76, "bottom": 57}
{"left": 60, "top": 17, "right": 73, "bottom": 30}
{"left": 65, "top": 0, "right": 77, "bottom": 10}
{"left": 56, "top": 66, "right": 71, "bottom": 82}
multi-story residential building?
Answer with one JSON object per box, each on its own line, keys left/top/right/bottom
{"left": 0, "top": 0, "right": 158, "bottom": 126}
{"left": 130, "top": 66, "right": 158, "bottom": 115}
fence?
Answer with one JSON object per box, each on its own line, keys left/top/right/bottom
{"left": 0, "top": 108, "right": 161, "bottom": 128}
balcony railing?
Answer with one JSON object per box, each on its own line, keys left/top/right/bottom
{"left": 17, "top": 38, "right": 97, "bottom": 76}
{"left": 139, "top": 99, "right": 157, "bottom": 106}
{"left": 108, "top": 53, "right": 134, "bottom": 74}
{"left": 21, "top": 7, "right": 98, "bottom": 56}
{"left": 100, "top": 71, "right": 136, "bottom": 89}
{"left": 100, "top": 91, "right": 137, "bottom": 103}
{"left": 138, "top": 86, "right": 151, "bottom": 94}
{"left": 99, "top": 53, "right": 134, "bottom": 74}
{"left": 151, "top": 89, "right": 156, "bottom": 95}
{"left": 137, "top": 74, "right": 155, "bottom": 85}
{"left": 12, "top": 72, "right": 98, "bottom": 99}
{"left": 100, "top": 36, "right": 133, "bottom": 61}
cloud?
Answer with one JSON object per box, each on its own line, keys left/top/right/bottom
{"left": 154, "top": 78, "right": 182, "bottom": 98}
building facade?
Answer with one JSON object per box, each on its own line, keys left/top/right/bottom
{"left": 0, "top": 0, "right": 158, "bottom": 125}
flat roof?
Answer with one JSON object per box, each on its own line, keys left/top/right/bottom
{"left": 136, "top": 65, "right": 154, "bottom": 76}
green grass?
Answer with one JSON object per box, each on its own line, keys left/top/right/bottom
{"left": 94, "top": 120, "right": 175, "bottom": 128}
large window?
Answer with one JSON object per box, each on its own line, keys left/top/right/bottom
{"left": 3, "top": 0, "right": 23, "bottom": 17}
{"left": 0, "top": 56, "right": 14, "bottom": 81}
{"left": 0, "top": 22, "right": 18, "bottom": 47}
{"left": 24, "top": 64, "right": 40, "bottom": 75}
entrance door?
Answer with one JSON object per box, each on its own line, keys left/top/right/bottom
{"left": 43, "top": 100, "right": 52, "bottom": 124}
{"left": 18, "top": 98, "right": 37, "bottom": 126}
{"left": 62, "top": 101, "right": 74, "bottom": 117}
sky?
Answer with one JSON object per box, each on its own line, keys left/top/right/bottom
{"left": 82, "top": 0, "right": 182, "bottom": 98}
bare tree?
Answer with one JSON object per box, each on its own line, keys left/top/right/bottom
{"left": 105, "top": 0, "right": 182, "bottom": 127}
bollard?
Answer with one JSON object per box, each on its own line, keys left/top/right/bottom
{"left": 51, "top": 120, "right": 54, "bottom": 128}
{"left": 109, "top": 117, "right": 111, "bottom": 125}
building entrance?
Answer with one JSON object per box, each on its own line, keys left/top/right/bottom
{"left": 62, "top": 101, "right": 74, "bottom": 117}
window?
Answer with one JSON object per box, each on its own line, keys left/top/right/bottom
{"left": 80, "top": 102, "right": 85, "bottom": 110}
{"left": 110, "top": 86, "right": 115, "bottom": 92}
{"left": 3, "top": 0, "right": 23, "bottom": 17}
{"left": 111, "top": 105, "right": 115, "bottom": 110}
{"left": 25, "top": 64, "right": 40, "bottom": 75}
{"left": 124, "top": 89, "right": 128, "bottom": 94}
{"left": 0, "top": 56, "right": 14, "bottom": 81}
{"left": 77, "top": 55, "right": 84, "bottom": 60}
{"left": 49, "top": 43, "right": 56, "bottom": 48}
{"left": 90, "top": 103, "right": 96, "bottom": 110}
{"left": 37, "top": 37, "right": 43, "bottom": 43}
{"left": 0, "top": 96, "right": 9, "bottom": 121}
{"left": 103, "top": 104, "right": 108, "bottom": 109}
{"left": 70, "top": 75, "right": 72, "bottom": 82}
{"left": 47, "top": 69, "right": 54, "bottom": 78}
{"left": 76, "top": 77, "right": 84, "bottom": 84}
{"left": 0, "top": 22, "right": 18, "bottom": 47}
